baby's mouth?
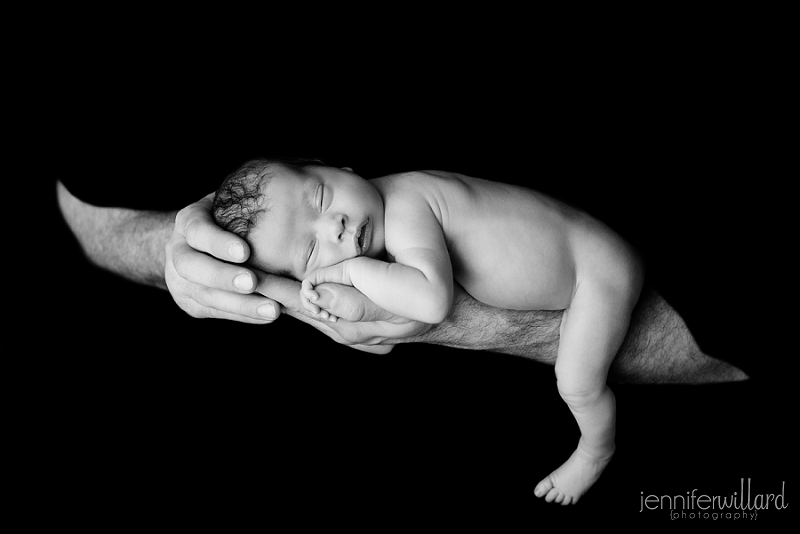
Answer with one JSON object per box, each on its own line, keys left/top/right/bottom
{"left": 356, "top": 219, "right": 369, "bottom": 255}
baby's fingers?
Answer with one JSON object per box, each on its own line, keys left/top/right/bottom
{"left": 299, "top": 291, "right": 320, "bottom": 315}
{"left": 303, "top": 302, "right": 321, "bottom": 315}
{"left": 300, "top": 300, "right": 336, "bottom": 322}
{"left": 301, "top": 279, "right": 319, "bottom": 302}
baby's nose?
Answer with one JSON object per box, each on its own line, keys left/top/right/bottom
{"left": 330, "top": 215, "right": 348, "bottom": 242}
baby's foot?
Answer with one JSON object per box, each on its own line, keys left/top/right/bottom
{"left": 533, "top": 446, "right": 613, "bottom": 505}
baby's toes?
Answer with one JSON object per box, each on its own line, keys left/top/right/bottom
{"left": 534, "top": 478, "right": 553, "bottom": 498}
{"left": 545, "top": 487, "right": 560, "bottom": 503}
{"left": 302, "top": 299, "right": 320, "bottom": 314}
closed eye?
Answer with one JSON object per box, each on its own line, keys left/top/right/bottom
{"left": 316, "top": 184, "right": 325, "bottom": 212}
{"left": 306, "top": 239, "right": 317, "bottom": 268}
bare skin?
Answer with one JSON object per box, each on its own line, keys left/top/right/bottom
{"left": 57, "top": 180, "right": 749, "bottom": 504}
{"left": 57, "top": 178, "right": 747, "bottom": 385}
{"left": 230, "top": 166, "right": 642, "bottom": 503}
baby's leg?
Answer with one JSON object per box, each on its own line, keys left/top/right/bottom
{"left": 534, "top": 387, "right": 616, "bottom": 505}
{"left": 534, "top": 279, "right": 637, "bottom": 504}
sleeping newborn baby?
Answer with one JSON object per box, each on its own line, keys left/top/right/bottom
{"left": 212, "top": 157, "right": 644, "bottom": 505}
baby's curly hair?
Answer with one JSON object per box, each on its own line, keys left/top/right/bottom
{"left": 212, "top": 156, "right": 324, "bottom": 240}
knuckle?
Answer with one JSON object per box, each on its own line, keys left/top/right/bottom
{"left": 177, "top": 298, "right": 206, "bottom": 319}
{"left": 171, "top": 248, "right": 191, "bottom": 278}
{"left": 166, "top": 272, "right": 193, "bottom": 301}
{"left": 182, "top": 217, "right": 201, "bottom": 244}
{"left": 204, "top": 308, "right": 226, "bottom": 320}
{"left": 339, "top": 332, "right": 361, "bottom": 345}
{"left": 164, "top": 263, "right": 177, "bottom": 286}
{"left": 174, "top": 205, "right": 194, "bottom": 232}
{"left": 192, "top": 285, "right": 214, "bottom": 307}
{"left": 165, "top": 230, "right": 180, "bottom": 251}
{"left": 234, "top": 298, "right": 256, "bottom": 318}
{"left": 205, "top": 268, "right": 223, "bottom": 290}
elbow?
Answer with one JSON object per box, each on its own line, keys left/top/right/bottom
{"left": 425, "top": 302, "right": 452, "bottom": 325}
{"left": 57, "top": 180, "right": 95, "bottom": 259}
{"left": 57, "top": 180, "right": 126, "bottom": 267}
{"left": 417, "top": 286, "right": 453, "bottom": 324}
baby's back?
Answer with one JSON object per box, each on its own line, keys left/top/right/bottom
{"left": 380, "top": 171, "right": 610, "bottom": 311}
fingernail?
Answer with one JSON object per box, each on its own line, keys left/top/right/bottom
{"left": 257, "top": 303, "right": 277, "bottom": 319}
{"left": 228, "top": 242, "right": 245, "bottom": 261}
{"left": 234, "top": 273, "right": 253, "bottom": 291}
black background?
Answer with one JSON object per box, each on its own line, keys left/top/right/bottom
{"left": 37, "top": 62, "right": 793, "bottom": 527}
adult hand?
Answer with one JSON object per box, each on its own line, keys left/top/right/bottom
{"left": 257, "top": 275, "right": 433, "bottom": 354}
{"left": 165, "top": 193, "right": 281, "bottom": 323}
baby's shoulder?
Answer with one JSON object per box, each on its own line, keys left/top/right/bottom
{"left": 385, "top": 169, "right": 443, "bottom": 187}
{"left": 377, "top": 171, "right": 459, "bottom": 225}
{"left": 382, "top": 169, "right": 470, "bottom": 198}
{"left": 376, "top": 170, "right": 434, "bottom": 202}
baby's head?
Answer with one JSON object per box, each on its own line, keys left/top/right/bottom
{"left": 213, "top": 158, "right": 385, "bottom": 280}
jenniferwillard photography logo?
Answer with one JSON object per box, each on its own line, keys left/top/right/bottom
{"left": 639, "top": 479, "right": 788, "bottom": 521}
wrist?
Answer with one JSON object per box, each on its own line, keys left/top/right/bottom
{"left": 342, "top": 256, "right": 372, "bottom": 284}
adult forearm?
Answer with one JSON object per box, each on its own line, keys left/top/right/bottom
{"left": 57, "top": 181, "right": 175, "bottom": 289}
{"left": 606, "top": 287, "right": 745, "bottom": 384}
{"left": 408, "top": 285, "right": 748, "bottom": 385}
{"left": 406, "top": 285, "right": 563, "bottom": 364}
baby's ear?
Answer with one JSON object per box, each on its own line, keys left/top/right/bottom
{"left": 341, "top": 167, "right": 354, "bottom": 172}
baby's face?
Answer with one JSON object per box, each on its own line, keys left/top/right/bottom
{"left": 249, "top": 164, "right": 385, "bottom": 280}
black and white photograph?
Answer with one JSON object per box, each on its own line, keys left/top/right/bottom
{"left": 41, "top": 49, "right": 791, "bottom": 527}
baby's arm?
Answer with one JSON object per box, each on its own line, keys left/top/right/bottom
{"left": 302, "top": 192, "right": 453, "bottom": 324}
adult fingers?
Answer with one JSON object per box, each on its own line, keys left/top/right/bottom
{"left": 171, "top": 238, "right": 258, "bottom": 294}
{"left": 190, "top": 286, "right": 281, "bottom": 322}
{"left": 282, "top": 306, "right": 370, "bottom": 345}
{"left": 283, "top": 307, "right": 347, "bottom": 341}
{"left": 175, "top": 193, "right": 251, "bottom": 263}
{"left": 351, "top": 344, "right": 394, "bottom": 354}
{"left": 187, "top": 302, "right": 276, "bottom": 324}
{"left": 254, "top": 272, "right": 303, "bottom": 313}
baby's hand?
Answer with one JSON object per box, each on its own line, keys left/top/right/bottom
{"left": 300, "top": 278, "right": 339, "bottom": 322}
{"left": 299, "top": 262, "right": 355, "bottom": 322}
